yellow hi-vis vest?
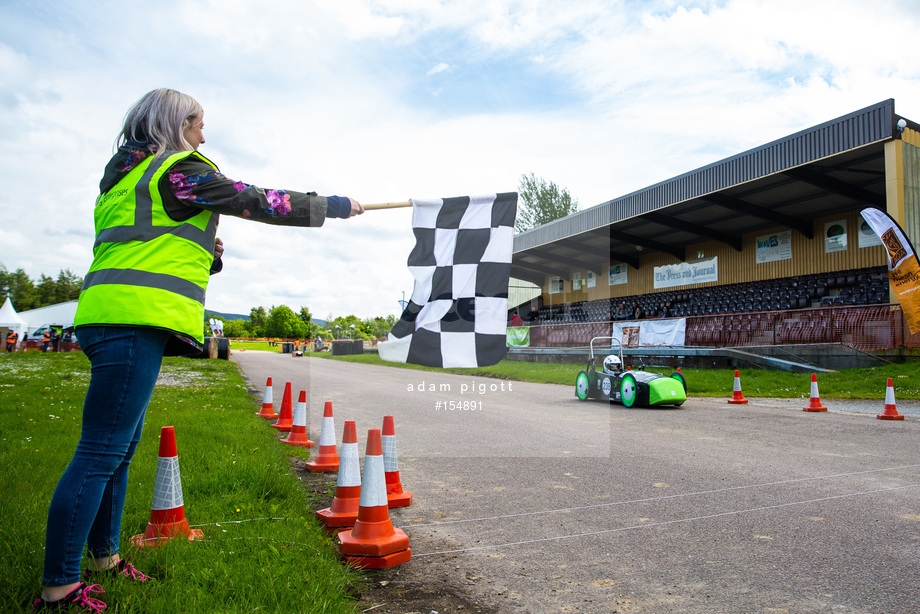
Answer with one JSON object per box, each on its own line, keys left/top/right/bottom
{"left": 75, "top": 150, "right": 219, "bottom": 350}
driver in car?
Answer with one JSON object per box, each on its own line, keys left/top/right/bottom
{"left": 603, "top": 354, "right": 622, "bottom": 375}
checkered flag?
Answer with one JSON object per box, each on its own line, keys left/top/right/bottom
{"left": 378, "top": 193, "right": 517, "bottom": 368}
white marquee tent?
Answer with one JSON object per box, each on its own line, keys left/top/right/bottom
{"left": 17, "top": 300, "right": 78, "bottom": 336}
{"left": 0, "top": 297, "right": 27, "bottom": 336}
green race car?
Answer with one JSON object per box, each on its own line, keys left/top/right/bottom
{"left": 575, "top": 337, "right": 687, "bottom": 407}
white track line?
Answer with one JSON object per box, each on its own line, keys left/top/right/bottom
{"left": 411, "top": 482, "right": 920, "bottom": 557}
{"left": 405, "top": 463, "right": 920, "bottom": 528}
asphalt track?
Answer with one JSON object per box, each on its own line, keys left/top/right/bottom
{"left": 232, "top": 351, "right": 920, "bottom": 613}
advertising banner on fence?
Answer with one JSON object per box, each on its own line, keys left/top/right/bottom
{"left": 860, "top": 207, "right": 920, "bottom": 333}
{"left": 506, "top": 327, "right": 531, "bottom": 347}
{"left": 611, "top": 319, "right": 686, "bottom": 347}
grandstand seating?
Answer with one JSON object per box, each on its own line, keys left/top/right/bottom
{"left": 524, "top": 266, "right": 888, "bottom": 324}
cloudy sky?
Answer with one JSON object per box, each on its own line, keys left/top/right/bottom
{"left": 3, "top": 0, "right": 920, "bottom": 320}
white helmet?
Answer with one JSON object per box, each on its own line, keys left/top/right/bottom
{"left": 603, "top": 354, "right": 621, "bottom": 373}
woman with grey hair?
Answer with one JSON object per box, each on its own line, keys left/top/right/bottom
{"left": 34, "top": 88, "right": 363, "bottom": 611}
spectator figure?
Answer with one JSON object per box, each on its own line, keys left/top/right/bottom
{"left": 658, "top": 304, "right": 670, "bottom": 318}
{"left": 35, "top": 88, "right": 364, "bottom": 611}
{"left": 42, "top": 330, "right": 52, "bottom": 352}
{"left": 526, "top": 306, "right": 539, "bottom": 323}
{"left": 629, "top": 301, "right": 644, "bottom": 320}
{"left": 509, "top": 310, "right": 524, "bottom": 327}
{"left": 6, "top": 329, "right": 18, "bottom": 352}
{"left": 614, "top": 302, "right": 629, "bottom": 320}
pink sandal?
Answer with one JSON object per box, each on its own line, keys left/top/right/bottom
{"left": 84, "top": 557, "right": 153, "bottom": 583}
{"left": 33, "top": 582, "right": 107, "bottom": 612}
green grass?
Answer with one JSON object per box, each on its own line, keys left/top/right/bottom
{"left": 312, "top": 351, "right": 920, "bottom": 399}
{"left": 0, "top": 352, "right": 361, "bottom": 613}
{"left": 227, "top": 340, "right": 282, "bottom": 353}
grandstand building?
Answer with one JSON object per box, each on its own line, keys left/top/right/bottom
{"left": 510, "top": 99, "right": 920, "bottom": 368}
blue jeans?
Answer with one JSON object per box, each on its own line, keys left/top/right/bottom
{"left": 42, "top": 326, "right": 169, "bottom": 586}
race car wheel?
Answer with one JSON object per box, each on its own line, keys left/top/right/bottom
{"left": 620, "top": 373, "right": 638, "bottom": 408}
{"left": 670, "top": 371, "right": 687, "bottom": 393}
{"left": 575, "top": 371, "right": 591, "bottom": 401}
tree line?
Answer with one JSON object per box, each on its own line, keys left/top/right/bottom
{"left": 215, "top": 306, "right": 397, "bottom": 341}
{"left": 0, "top": 265, "right": 83, "bottom": 311}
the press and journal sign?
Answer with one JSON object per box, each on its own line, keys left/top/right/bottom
{"left": 653, "top": 257, "right": 718, "bottom": 289}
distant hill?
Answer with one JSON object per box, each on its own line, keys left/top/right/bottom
{"left": 205, "top": 310, "right": 250, "bottom": 322}
{"left": 205, "top": 311, "right": 327, "bottom": 327}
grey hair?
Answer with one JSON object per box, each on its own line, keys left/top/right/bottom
{"left": 117, "top": 88, "right": 203, "bottom": 156}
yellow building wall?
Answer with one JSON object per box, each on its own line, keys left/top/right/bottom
{"left": 901, "top": 136, "right": 920, "bottom": 246}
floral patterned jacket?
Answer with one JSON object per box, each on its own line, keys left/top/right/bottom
{"left": 98, "top": 142, "right": 352, "bottom": 235}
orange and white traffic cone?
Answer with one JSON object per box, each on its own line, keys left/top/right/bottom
{"left": 337, "top": 428, "right": 411, "bottom": 569}
{"left": 382, "top": 415, "right": 412, "bottom": 508}
{"left": 282, "top": 390, "right": 315, "bottom": 447}
{"left": 316, "top": 420, "right": 361, "bottom": 530}
{"left": 877, "top": 378, "right": 905, "bottom": 420}
{"left": 727, "top": 370, "right": 748, "bottom": 404}
{"left": 131, "top": 426, "right": 204, "bottom": 547}
{"left": 271, "top": 382, "right": 294, "bottom": 431}
{"left": 256, "top": 377, "right": 278, "bottom": 419}
{"left": 803, "top": 373, "right": 828, "bottom": 412}
{"left": 306, "top": 401, "right": 339, "bottom": 472}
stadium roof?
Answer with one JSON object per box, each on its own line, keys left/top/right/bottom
{"left": 511, "top": 99, "right": 914, "bottom": 285}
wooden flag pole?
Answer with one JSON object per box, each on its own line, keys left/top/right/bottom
{"left": 363, "top": 201, "right": 412, "bottom": 210}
